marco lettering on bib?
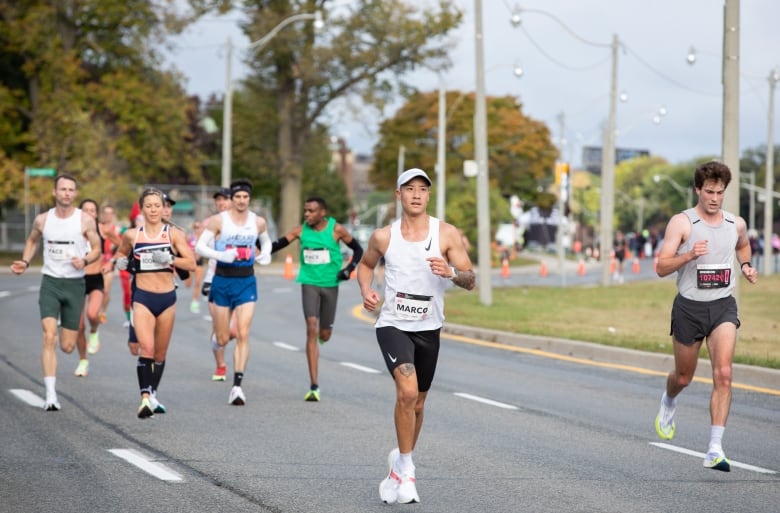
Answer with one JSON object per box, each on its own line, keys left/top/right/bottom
{"left": 696, "top": 264, "right": 731, "bottom": 289}
{"left": 303, "top": 248, "right": 330, "bottom": 265}
{"left": 395, "top": 292, "right": 433, "bottom": 321}
{"left": 46, "top": 240, "right": 77, "bottom": 261}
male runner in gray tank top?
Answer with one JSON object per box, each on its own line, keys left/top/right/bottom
{"left": 653, "top": 161, "right": 757, "bottom": 472}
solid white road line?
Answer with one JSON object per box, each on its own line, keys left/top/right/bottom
{"left": 453, "top": 392, "right": 518, "bottom": 410}
{"left": 273, "top": 341, "right": 299, "bottom": 351}
{"left": 10, "top": 389, "right": 45, "bottom": 408}
{"left": 0, "top": 291, "right": 10, "bottom": 298}
{"left": 340, "top": 362, "right": 382, "bottom": 374}
{"left": 650, "top": 442, "right": 777, "bottom": 474}
{"left": 109, "top": 449, "right": 183, "bottom": 482}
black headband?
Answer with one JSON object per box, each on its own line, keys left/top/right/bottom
{"left": 231, "top": 184, "right": 252, "bottom": 197}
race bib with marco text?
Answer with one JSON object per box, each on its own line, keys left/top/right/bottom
{"left": 696, "top": 264, "right": 731, "bottom": 289}
{"left": 303, "top": 248, "right": 331, "bottom": 265}
{"left": 226, "top": 244, "right": 253, "bottom": 262}
{"left": 394, "top": 292, "right": 433, "bottom": 321}
{"left": 45, "top": 240, "right": 77, "bottom": 261}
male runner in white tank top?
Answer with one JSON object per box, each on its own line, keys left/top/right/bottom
{"left": 358, "top": 168, "right": 475, "bottom": 504}
{"left": 196, "top": 179, "right": 272, "bottom": 406}
{"left": 653, "top": 161, "right": 757, "bottom": 472}
{"left": 11, "top": 174, "right": 102, "bottom": 411}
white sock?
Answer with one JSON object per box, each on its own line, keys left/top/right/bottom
{"left": 397, "top": 452, "right": 415, "bottom": 474}
{"left": 709, "top": 425, "right": 725, "bottom": 454}
{"left": 662, "top": 391, "right": 676, "bottom": 408}
{"left": 44, "top": 376, "right": 56, "bottom": 398}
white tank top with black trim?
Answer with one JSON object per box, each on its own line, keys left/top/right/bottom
{"left": 42, "top": 208, "right": 86, "bottom": 279}
{"left": 376, "top": 216, "right": 447, "bottom": 331}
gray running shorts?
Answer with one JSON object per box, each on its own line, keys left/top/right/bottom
{"left": 670, "top": 293, "right": 739, "bottom": 345}
{"left": 301, "top": 284, "right": 339, "bottom": 329}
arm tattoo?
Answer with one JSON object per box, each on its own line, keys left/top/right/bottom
{"left": 452, "top": 270, "right": 476, "bottom": 290}
{"left": 398, "top": 363, "right": 415, "bottom": 377}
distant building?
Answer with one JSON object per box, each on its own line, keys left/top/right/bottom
{"left": 582, "top": 146, "right": 650, "bottom": 175}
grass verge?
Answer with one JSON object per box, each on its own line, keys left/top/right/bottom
{"left": 445, "top": 273, "right": 780, "bottom": 369}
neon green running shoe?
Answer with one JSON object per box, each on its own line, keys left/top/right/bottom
{"left": 304, "top": 387, "right": 320, "bottom": 402}
{"left": 654, "top": 400, "right": 675, "bottom": 440}
{"left": 704, "top": 452, "right": 731, "bottom": 472}
{"left": 87, "top": 332, "right": 100, "bottom": 354}
{"left": 74, "top": 359, "right": 89, "bottom": 377}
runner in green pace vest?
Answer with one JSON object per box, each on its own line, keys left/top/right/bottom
{"left": 271, "top": 196, "right": 363, "bottom": 401}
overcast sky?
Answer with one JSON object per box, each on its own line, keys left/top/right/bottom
{"left": 168, "top": 0, "right": 780, "bottom": 168}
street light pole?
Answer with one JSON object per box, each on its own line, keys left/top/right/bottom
{"left": 221, "top": 11, "right": 322, "bottom": 189}
{"left": 474, "top": 0, "right": 492, "bottom": 305}
{"left": 722, "top": 0, "right": 742, "bottom": 287}
{"left": 599, "top": 34, "right": 618, "bottom": 287}
{"left": 221, "top": 37, "right": 234, "bottom": 189}
{"left": 763, "top": 68, "right": 778, "bottom": 276}
{"left": 436, "top": 77, "right": 446, "bottom": 221}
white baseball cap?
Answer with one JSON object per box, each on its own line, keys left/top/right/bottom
{"left": 397, "top": 168, "right": 432, "bottom": 189}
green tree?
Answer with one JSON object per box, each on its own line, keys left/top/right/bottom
{"left": 372, "top": 90, "right": 557, "bottom": 202}
{"left": 237, "top": 0, "right": 463, "bottom": 254}
{"left": 0, "top": 0, "right": 228, "bottom": 211}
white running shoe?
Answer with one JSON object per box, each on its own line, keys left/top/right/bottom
{"left": 137, "top": 397, "right": 154, "bottom": 419}
{"left": 228, "top": 386, "right": 246, "bottom": 406}
{"left": 378, "top": 448, "right": 401, "bottom": 504}
{"left": 149, "top": 392, "right": 167, "bottom": 414}
{"left": 43, "top": 398, "right": 61, "bottom": 411}
{"left": 397, "top": 468, "right": 420, "bottom": 504}
{"left": 122, "top": 320, "right": 130, "bottom": 328}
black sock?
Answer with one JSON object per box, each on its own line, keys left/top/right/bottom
{"left": 310, "top": 384, "right": 319, "bottom": 390}
{"left": 136, "top": 357, "right": 154, "bottom": 396}
{"left": 233, "top": 372, "right": 243, "bottom": 387}
{"left": 151, "top": 360, "right": 165, "bottom": 392}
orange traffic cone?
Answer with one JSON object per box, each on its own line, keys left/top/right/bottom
{"left": 539, "top": 260, "right": 548, "bottom": 277}
{"left": 577, "top": 258, "right": 586, "bottom": 276}
{"left": 609, "top": 252, "right": 616, "bottom": 275}
{"left": 501, "top": 257, "right": 510, "bottom": 278}
{"left": 283, "top": 254, "right": 294, "bottom": 280}
{"left": 632, "top": 257, "right": 640, "bottom": 274}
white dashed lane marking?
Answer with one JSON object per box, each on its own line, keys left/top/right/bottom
{"left": 340, "top": 362, "right": 382, "bottom": 374}
{"left": 273, "top": 341, "right": 299, "bottom": 351}
{"left": 109, "top": 449, "right": 184, "bottom": 482}
{"left": 453, "top": 392, "right": 518, "bottom": 410}
{"left": 10, "top": 389, "right": 45, "bottom": 408}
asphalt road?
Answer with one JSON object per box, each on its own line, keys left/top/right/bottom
{"left": 1, "top": 268, "right": 779, "bottom": 513}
